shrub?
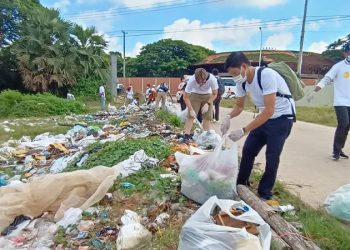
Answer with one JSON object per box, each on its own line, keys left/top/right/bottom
{"left": 0, "top": 90, "right": 87, "bottom": 118}
{"left": 72, "top": 77, "right": 112, "bottom": 102}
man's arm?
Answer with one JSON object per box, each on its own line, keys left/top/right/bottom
{"left": 228, "top": 96, "right": 245, "bottom": 118}
{"left": 208, "top": 90, "right": 218, "bottom": 103}
{"left": 184, "top": 92, "right": 193, "bottom": 111}
{"left": 244, "top": 93, "right": 275, "bottom": 132}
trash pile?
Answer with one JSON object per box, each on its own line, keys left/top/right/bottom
{"left": 0, "top": 103, "right": 274, "bottom": 249}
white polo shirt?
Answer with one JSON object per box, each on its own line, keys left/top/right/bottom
{"left": 235, "top": 67, "right": 296, "bottom": 119}
{"left": 321, "top": 60, "right": 350, "bottom": 106}
{"left": 185, "top": 74, "right": 218, "bottom": 94}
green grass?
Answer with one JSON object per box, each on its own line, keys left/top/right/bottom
{"left": 296, "top": 106, "right": 337, "bottom": 127}
{"left": 156, "top": 110, "right": 183, "bottom": 128}
{"left": 0, "top": 90, "right": 87, "bottom": 118}
{"left": 0, "top": 117, "right": 69, "bottom": 144}
{"left": 65, "top": 137, "right": 172, "bottom": 171}
{"left": 221, "top": 98, "right": 337, "bottom": 127}
{"left": 251, "top": 171, "right": 350, "bottom": 250}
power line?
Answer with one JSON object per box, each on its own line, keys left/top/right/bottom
{"left": 64, "top": 0, "right": 223, "bottom": 19}
{"left": 102, "top": 15, "right": 350, "bottom": 38}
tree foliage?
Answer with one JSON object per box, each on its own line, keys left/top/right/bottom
{"left": 323, "top": 33, "right": 350, "bottom": 61}
{"left": 128, "top": 39, "right": 215, "bottom": 77}
{"left": 0, "top": 1, "right": 110, "bottom": 92}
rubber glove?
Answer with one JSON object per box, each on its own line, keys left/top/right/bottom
{"left": 220, "top": 115, "right": 231, "bottom": 135}
{"left": 201, "top": 103, "right": 209, "bottom": 114}
{"left": 228, "top": 128, "right": 245, "bottom": 142}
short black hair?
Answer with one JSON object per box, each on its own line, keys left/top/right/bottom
{"left": 224, "top": 52, "right": 251, "bottom": 71}
{"left": 212, "top": 68, "right": 219, "bottom": 76}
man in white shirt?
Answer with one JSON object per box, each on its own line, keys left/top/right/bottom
{"left": 307, "top": 43, "right": 350, "bottom": 161}
{"left": 221, "top": 52, "right": 294, "bottom": 201}
{"left": 182, "top": 68, "right": 218, "bottom": 143}
{"left": 99, "top": 84, "right": 106, "bottom": 111}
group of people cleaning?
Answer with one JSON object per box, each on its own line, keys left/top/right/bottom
{"left": 95, "top": 44, "right": 350, "bottom": 202}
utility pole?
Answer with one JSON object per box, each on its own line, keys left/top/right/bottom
{"left": 122, "top": 30, "right": 126, "bottom": 78}
{"left": 297, "top": 0, "right": 308, "bottom": 76}
{"left": 110, "top": 52, "right": 118, "bottom": 100}
{"left": 258, "top": 27, "right": 263, "bottom": 67}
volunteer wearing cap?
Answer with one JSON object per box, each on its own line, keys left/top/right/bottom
{"left": 307, "top": 43, "right": 350, "bottom": 161}
{"left": 221, "top": 52, "right": 294, "bottom": 201}
{"left": 182, "top": 68, "right": 218, "bottom": 144}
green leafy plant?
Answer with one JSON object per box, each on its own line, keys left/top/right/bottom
{"left": 156, "top": 110, "right": 182, "bottom": 127}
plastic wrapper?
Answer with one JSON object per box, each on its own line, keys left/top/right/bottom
{"left": 324, "top": 183, "right": 350, "bottom": 222}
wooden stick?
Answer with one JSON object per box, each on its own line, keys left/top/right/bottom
{"left": 271, "top": 228, "right": 292, "bottom": 250}
{"left": 237, "top": 185, "right": 320, "bottom": 250}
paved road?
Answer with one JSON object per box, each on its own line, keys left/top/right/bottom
{"left": 210, "top": 107, "right": 350, "bottom": 208}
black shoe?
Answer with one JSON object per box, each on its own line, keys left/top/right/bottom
{"left": 332, "top": 153, "right": 340, "bottom": 161}
{"left": 340, "top": 151, "right": 349, "bottom": 159}
{"left": 181, "top": 134, "right": 191, "bottom": 144}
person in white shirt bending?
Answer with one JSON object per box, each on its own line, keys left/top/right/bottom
{"left": 307, "top": 43, "right": 350, "bottom": 161}
{"left": 182, "top": 68, "right": 218, "bottom": 144}
{"left": 221, "top": 52, "right": 295, "bottom": 201}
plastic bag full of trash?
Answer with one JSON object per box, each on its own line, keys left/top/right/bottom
{"left": 193, "top": 130, "right": 221, "bottom": 148}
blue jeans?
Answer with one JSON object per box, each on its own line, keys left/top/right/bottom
{"left": 100, "top": 97, "right": 105, "bottom": 111}
{"left": 237, "top": 117, "right": 293, "bottom": 199}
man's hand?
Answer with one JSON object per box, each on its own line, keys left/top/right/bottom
{"left": 201, "top": 103, "right": 209, "bottom": 114}
{"left": 189, "top": 109, "right": 197, "bottom": 118}
{"left": 306, "top": 91, "right": 316, "bottom": 103}
{"left": 228, "top": 128, "right": 245, "bottom": 142}
{"left": 220, "top": 115, "right": 231, "bottom": 135}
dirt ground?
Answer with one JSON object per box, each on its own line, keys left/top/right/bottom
{"left": 211, "top": 107, "right": 350, "bottom": 208}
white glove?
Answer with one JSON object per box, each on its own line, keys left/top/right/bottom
{"left": 306, "top": 91, "right": 316, "bottom": 103}
{"left": 228, "top": 128, "right": 245, "bottom": 142}
{"left": 189, "top": 109, "right": 196, "bottom": 118}
{"left": 220, "top": 115, "right": 231, "bottom": 135}
{"left": 201, "top": 103, "right": 209, "bottom": 114}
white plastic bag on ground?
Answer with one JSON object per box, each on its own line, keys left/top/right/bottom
{"left": 324, "top": 183, "right": 350, "bottom": 222}
{"left": 193, "top": 130, "right": 221, "bottom": 148}
{"left": 116, "top": 210, "right": 152, "bottom": 250}
{"left": 56, "top": 207, "right": 82, "bottom": 229}
{"left": 112, "top": 150, "right": 159, "bottom": 177}
{"left": 175, "top": 139, "right": 238, "bottom": 204}
{"left": 178, "top": 196, "right": 271, "bottom": 250}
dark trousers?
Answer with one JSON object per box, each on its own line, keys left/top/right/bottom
{"left": 213, "top": 97, "right": 221, "bottom": 121}
{"left": 179, "top": 99, "right": 186, "bottom": 111}
{"left": 237, "top": 117, "right": 293, "bottom": 199}
{"left": 333, "top": 106, "right": 350, "bottom": 154}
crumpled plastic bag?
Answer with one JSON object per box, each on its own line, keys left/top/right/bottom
{"left": 175, "top": 139, "right": 238, "bottom": 204}
{"left": 324, "top": 183, "right": 350, "bottom": 222}
{"left": 193, "top": 130, "right": 221, "bottom": 148}
{"left": 178, "top": 196, "right": 271, "bottom": 250}
{"left": 56, "top": 208, "right": 83, "bottom": 229}
{"left": 112, "top": 150, "right": 159, "bottom": 177}
{"left": 116, "top": 210, "right": 152, "bottom": 250}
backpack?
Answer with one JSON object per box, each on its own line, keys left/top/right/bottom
{"left": 159, "top": 83, "right": 169, "bottom": 92}
{"left": 242, "top": 62, "right": 305, "bottom": 122}
{"left": 216, "top": 76, "right": 225, "bottom": 95}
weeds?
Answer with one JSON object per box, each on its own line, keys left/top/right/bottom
{"left": 156, "top": 110, "right": 183, "bottom": 128}
{"left": 0, "top": 90, "right": 87, "bottom": 118}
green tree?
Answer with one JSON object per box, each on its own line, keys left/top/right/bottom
{"left": 323, "top": 33, "right": 350, "bottom": 61}
{"left": 129, "top": 39, "right": 214, "bottom": 77}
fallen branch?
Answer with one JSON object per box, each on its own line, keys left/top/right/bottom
{"left": 271, "top": 229, "right": 292, "bottom": 250}
{"left": 237, "top": 185, "right": 320, "bottom": 250}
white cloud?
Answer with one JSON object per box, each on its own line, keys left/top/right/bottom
{"left": 53, "top": 0, "right": 71, "bottom": 12}
{"left": 163, "top": 18, "right": 262, "bottom": 50}
{"left": 306, "top": 20, "right": 324, "bottom": 31}
{"left": 108, "top": 0, "right": 185, "bottom": 9}
{"left": 224, "top": 0, "right": 286, "bottom": 9}
{"left": 264, "top": 32, "right": 294, "bottom": 50}
{"left": 307, "top": 41, "right": 328, "bottom": 53}
{"left": 126, "top": 42, "right": 144, "bottom": 57}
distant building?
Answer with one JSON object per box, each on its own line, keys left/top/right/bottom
{"left": 189, "top": 50, "right": 335, "bottom": 85}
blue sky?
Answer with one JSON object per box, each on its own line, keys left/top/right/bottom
{"left": 40, "top": 0, "right": 350, "bottom": 57}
